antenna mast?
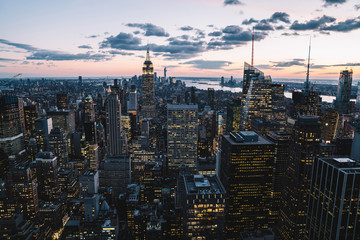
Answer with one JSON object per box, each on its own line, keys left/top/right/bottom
{"left": 305, "top": 37, "right": 311, "bottom": 93}
{"left": 251, "top": 27, "right": 255, "bottom": 67}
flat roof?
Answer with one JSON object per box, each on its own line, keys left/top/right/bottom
{"left": 224, "top": 133, "right": 274, "bottom": 146}
{"left": 184, "top": 174, "right": 226, "bottom": 195}
{"left": 333, "top": 158, "right": 355, "bottom": 163}
{"left": 167, "top": 104, "right": 198, "bottom": 110}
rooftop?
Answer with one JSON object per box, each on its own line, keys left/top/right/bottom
{"left": 225, "top": 132, "right": 273, "bottom": 146}
{"left": 167, "top": 104, "right": 198, "bottom": 110}
{"left": 184, "top": 174, "right": 226, "bottom": 195}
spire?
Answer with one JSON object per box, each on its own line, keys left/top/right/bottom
{"left": 251, "top": 27, "right": 255, "bottom": 67}
{"left": 146, "top": 46, "right": 150, "bottom": 61}
{"left": 304, "top": 37, "right": 311, "bottom": 93}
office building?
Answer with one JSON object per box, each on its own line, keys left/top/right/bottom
{"left": 320, "top": 108, "right": 339, "bottom": 142}
{"left": 178, "top": 174, "right": 226, "bottom": 239}
{"left": 47, "top": 109, "right": 75, "bottom": 135}
{"left": 56, "top": 93, "right": 68, "bottom": 110}
{"left": 84, "top": 95, "right": 95, "bottom": 123}
{"left": 167, "top": 104, "right": 198, "bottom": 173}
{"left": 241, "top": 63, "right": 272, "bottom": 130}
{"left": 141, "top": 49, "right": 156, "bottom": 118}
{"left": 335, "top": 69, "right": 353, "bottom": 114}
{"left": 48, "top": 127, "right": 68, "bottom": 167}
{"left": 23, "top": 104, "right": 40, "bottom": 137}
{"left": 34, "top": 152, "right": 60, "bottom": 202}
{"left": 279, "top": 116, "right": 321, "bottom": 240}
{"left": 207, "top": 88, "right": 215, "bottom": 109}
{"left": 79, "top": 170, "right": 99, "bottom": 196}
{"left": 106, "top": 92, "right": 123, "bottom": 156}
{"left": 0, "top": 95, "right": 25, "bottom": 157}
{"left": 306, "top": 157, "right": 360, "bottom": 239}
{"left": 35, "top": 117, "right": 53, "bottom": 152}
{"left": 220, "top": 131, "right": 275, "bottom": 236}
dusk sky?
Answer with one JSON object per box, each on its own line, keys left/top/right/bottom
{"left": 1, "top": 0, "right": 360, "bottom": 80}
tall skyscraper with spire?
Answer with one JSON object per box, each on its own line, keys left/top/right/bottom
{"left": 141, "top": 48, "right": 155, "bottom": 118}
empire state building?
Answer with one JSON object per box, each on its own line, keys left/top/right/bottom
{"left": 141, "top": 48, "right": 156, "bottom": 118}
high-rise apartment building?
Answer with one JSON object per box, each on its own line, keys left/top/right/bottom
{"left": 141, "top": 49, "right": 155, "bottom": 118}
{"left": 220, "top": 131, "right": 274, "bottom": 237}
{"left": 279, "top": 116, "right": 321, "bottom": 240}
{"left": 167, "top": 104, "right": 198, "bottom": 173}
{"left": 306, "top": 157, "right": 360, "bottom": 239}
{"left": 335, "top": 69, "right": 353, "bottom": 114}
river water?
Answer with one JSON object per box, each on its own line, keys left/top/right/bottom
{"left": 180, "top": 78, "right": 337, "bottom": 104}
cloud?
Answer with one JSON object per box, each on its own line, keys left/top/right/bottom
{"left": 133, "top": 31, "right": 141, "bottom": 35}
{"left": 108, "top": 50, "right": 134, "bottom": 56}
{"left": 78, "top": 45, "right": 92, "bottom": 49}
{"left": 222, "top": 25, "right": 242, "bottom": 34}
{"left": 182, "top": 59, "right": 232, "bottom": 69}
{"left": 312, "top": 62, "right": 360, "bottom": 69}
{"left": 321, "top": 17, "right": 360, "bottom": 32}
{"left": 180, "top": 26, "right": 194, "bottom": 31}
{"left": 276, "top": 26, "right": 285, "bottom": 30}
{"left": 271, "top": 58, "right": 305, "bottom": 67}
{"left": 355, "top": 4, "right": 360, "bottom": 10}
{"left": 323, "top": 0, "right": 346, "bottom": 6}
{"left": 27, "top": 50, "right": 111, "bottom": 61}
{"left": 254, "top": 20, "right": 274, "bottom": 31}
{"left": 282, "top": 32, "right": 300, "bottom": 36}
{"left": 0, "top": 57, "right": 19, "bottom": 62}
{"left": 86, "top": 35, "right": 99, "bottom": 38}
{"left": 207, "top": 25, "right": 214, "bottom": 27}
{"left": 0, "top": 39, "right": 37, "bottom": 51}
{"left": 208, "top": 31, "right": 223, "bottom": 37}
{"left": 0, "top": 65, "right": 5, "bottom": 67}
{"left": 101, "top": 32, "right": 142, "bottom": 50}
{"left": 126, "top": 23, "right": 169, "bottom": 37}
{"left": 224, "top": 0, "right": 243, "bottom": 5}
{"left": 242, "top": 18, "right": 259, "bottom": 25}
{"left": 290, "top": 15, "right": 336, "bottom": 30}
{"left": 269, "top": 12, "right": 290, "bottom": 24}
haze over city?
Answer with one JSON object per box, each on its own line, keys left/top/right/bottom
{"left": 1, "top": 0, "right": 360, "bottom": 79}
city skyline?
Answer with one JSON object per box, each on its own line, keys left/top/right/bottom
{"left": 1, "top": 0, "right": 360, "bottom": 80}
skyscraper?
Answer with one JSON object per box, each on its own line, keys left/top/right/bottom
{"left": 220, "top": 131, "right": 274, "bottom": 237}
{"left": 0, "top": 95, "right": 25, "bottom": 158}
{"left": 306, "top": 157, "right": 360, "bottom": 239}
{"left": 167, "top": 104, "right": 198, "bottom": 173}
{"left": 280, "top": 116, "right": 321, "bottom": 240}
{"left": 56, "top": 93, "right": 68, "bottom": 110}
{"left": 320, "top": 108, "right": 339, "bottom": 142}
{"left": 141, "top": 49, "right": 155, "bottom": 118}
{"left": 84, "top": 95, "right": 95, "bottom": 123}
{"left": 106, "top": 92, "right": 123, "bottom": 156}
{"left": 241, "top": 63, "right": 272, "bottom": 130}
{"left": 335, "top": 69, "right": 353, "bottom": 114}
{"left": 48, "top": 127, "right": 68, "bottom": 167}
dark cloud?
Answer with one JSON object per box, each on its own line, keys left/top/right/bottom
{"left": 355, "top": 4, "right": 360, "bottom": 10}
{"left": 108, "top": 50, "right": 134, "bottom": 56}
{"left": 321, "top": 17, "right": 360, "bottom": 32}
{"left": 312, "top": 62, "right": 360, "bottom": 69}
{"left": 254, "top": 20, "right": 274, "bottom": 31}
{"left": 282, "top": 32, "right": 300, "bottom": 36}
{"left": 222, "top": 28, "right": 267, "bottom": 42}
{"left": 0, "top": 39, "right": 37, "bottom": 51}
{"left": 0, "top": 65, "right": 5, "bottom": 67}
{"left": 133, "top": 31, "right": 141, "bottom": 35}
{"left": 126, "top": 23, "right": 169, "bottom": 37}
{"left": 222, "top": 25, "right": 242, "bottom": 34}
{"left": 208, "top": 31, "right": 223, "bottom": 37}
{"left": 276, "top": 26, "right": 285, "bottom": 30}
{"left": 242, "top": 18, "right": 259, "bottom": 25}
{"left": 27, "top": 50, "right": 111, "bottom": 61}
{"left": 323, "top": 0, "right": 346, "bottom": 6}
{"left": 224, "top": 0, "right": 243, "bottom": 5}
{"left": 0, "top": 57, "right": 19, "bottom": 62}
{"left": 271, "top": 58, "right": 305, "bottom": 67}
{"left": 269, "top": 12, "right": 290, "bottom": 24}
{"left": 101, "top": 32, "right": 142, "bottom": 50}
{"left": 180, "top": 26, "right": 194, "bottom": 31}
{"left": 290, "top": 15, "right": 336, "bottom": 30}
{"left": 86, "top": 35, "right": 99, "bottom": 38}
{"left": 78, "top": 45, "right": 92, "bottom": 49}
{"left": 207, "top": 25, "right": 214, "bottom": 27}
{"left": 182, "top": 59, "right": 232, "bottom": 69}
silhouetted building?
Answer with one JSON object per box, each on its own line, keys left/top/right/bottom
{"left": 306, "top": 157, "right": 360, "bottom": 239}
{"left": 320, "top": 109, "right": 339, "bottom": 142}
{"left": 106, "top": 92, "right": 123, "bottom": 156}
{"left": 56, "top": 93, "right": 68, "bottom": 110}
{"left": 280, "top": 116, "right": 321, "bottom": 240}
{"left": 335, "top": 69, "right": 353, "bottom": 114}
{"left": 220, "top": 131, "right": 274, "bottom": 237}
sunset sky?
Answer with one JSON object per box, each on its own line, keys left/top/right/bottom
{"left": 1, "top": 0, "right": 360, "bottom": 80}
